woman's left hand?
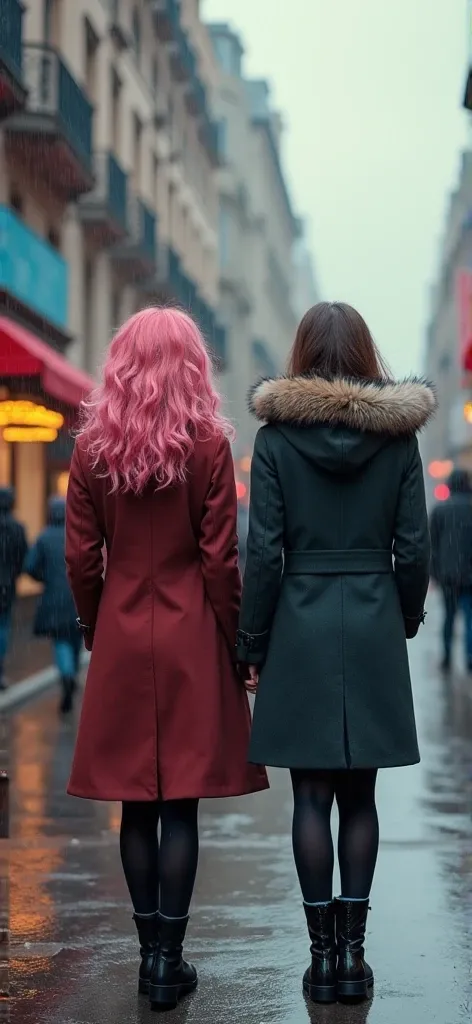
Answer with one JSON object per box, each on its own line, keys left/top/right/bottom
{"left": 245, "top": 665, "right": 259, "bottom": 694}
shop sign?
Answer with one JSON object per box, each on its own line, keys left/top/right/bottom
{"left": 0, "top": 206, "right": 68, "bottom": 328}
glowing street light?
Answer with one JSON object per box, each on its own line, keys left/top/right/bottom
{"left": 428, "top": 460, "right": 454, "bottom": 479}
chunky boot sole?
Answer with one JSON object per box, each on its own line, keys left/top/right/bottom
{"left": 337, "top": 974, "right": 374, "bottom": 1001}
{"left": 149, "top": 976, "right": 198, "bottom": 1011}
{"left": 139, "top": 978, "right": 151, "bottom": 995}
{"left": 303, "top": 978, "right": 337, "bottom": 1003}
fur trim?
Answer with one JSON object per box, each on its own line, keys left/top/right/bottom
{"left": 249, "top": 375, "right": 436, "bottom": 436}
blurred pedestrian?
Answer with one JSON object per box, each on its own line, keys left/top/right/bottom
{"left": 430, "top": 468, "right": 472, "bottom": 673}
{"left": 65, "top": 307, "right": 268, "bottom": 1010}
{"left": 25, "top": 497, "right": 81, "bottom": 714}
{"left": 237, "top": 301, "right": 434, "bottom": 1004}
{"left": 0, "top": 486, "right": 27, "bottom": 691}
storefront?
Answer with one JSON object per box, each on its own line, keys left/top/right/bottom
{"left": 0, "top": 317, "right": 94, "bottom": 592}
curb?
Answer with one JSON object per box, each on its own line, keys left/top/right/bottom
{"left": 0, "top": 654, "right": 90, "bottom": 713}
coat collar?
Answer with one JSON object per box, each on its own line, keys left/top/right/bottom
{"left": 249, "top": 375, "right": 436, "bottom": 436}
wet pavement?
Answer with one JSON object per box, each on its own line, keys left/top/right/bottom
{"left": 2, "top": 598, "right": 472, "bottom": 1023}
{"left": 3, "top": 597, "right": 51, "bottom": 686}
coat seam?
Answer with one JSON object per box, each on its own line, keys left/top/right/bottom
{"left": 149, "top": 495, "right": 159, "bottom": 800}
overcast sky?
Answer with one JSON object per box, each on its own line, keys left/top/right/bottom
{"left": 203, "top": 0, "right": 469, "bottom": 376}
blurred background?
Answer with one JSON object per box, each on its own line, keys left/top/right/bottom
{"left": 0, "top": 0, "right": 469, "bottom": 667}
{"left": 2, "top": 6, "right": 472, "bottom": 1023}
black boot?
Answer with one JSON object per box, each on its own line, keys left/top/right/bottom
{"left": 59, "top": 676, "right": 75, "bottom": 715}
{"left": 302, "top": 902, "right": 337, "bottom": 1003}
{"left": 133, "top": 913, "right": 160, "bottom": 995}
{"left": 335, "top": 898, "right": 374, "bottom": 1000}
{"left": 149, "top": 914, "right": 197, "bottom": 1011}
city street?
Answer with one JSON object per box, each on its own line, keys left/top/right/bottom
{"left": 2, "top": 603, "right": 472, "bottom": 1024}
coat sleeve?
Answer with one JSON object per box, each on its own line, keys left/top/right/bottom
{"left": 199, "top": 434, "right": 241, "bottom": 654}
{"left": 236, "top": 428, "right": 284, "bottom": 665}
{"left": 65, "top": 444, "right": 104, "bottom": 649}
{"left": 393, "top": 437, "right": 430, "bottom": 639}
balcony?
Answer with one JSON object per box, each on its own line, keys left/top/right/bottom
{"left": 110, "top": 194, "right": 156, "bottom": 281}
{"left": 78, "top": 151, "right": 128, "bottom": 247}
{"left": 151, "top": 0, "right": 180, "bottom": 43}
{"left": 169, "top": 26, "right": 195, "bottom": 84}
{"left": 5, "top": 45, "right": 94, "bottom": 199}
{"left": 0, "top": 204, "right": 69, "bottom": 343}
{"left": 0, "top": 0, "right": 27, "bottom": 119}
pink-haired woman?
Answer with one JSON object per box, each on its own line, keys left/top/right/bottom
{"left": 65, "top": 307, "right": 268, "bottom": 1010}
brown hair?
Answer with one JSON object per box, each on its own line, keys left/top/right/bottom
{"left": 288, "top": 301, "right": 390, "bottom": 380}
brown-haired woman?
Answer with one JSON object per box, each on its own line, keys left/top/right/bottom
{"left": 237, "top": 302, "right": 435, "bottom": 1004}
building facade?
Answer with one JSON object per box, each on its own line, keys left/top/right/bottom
{"left": 422, "top": 153, "right": 472, "bottom": 506}
{"left": 0, "top": 1, "right": 317, "bottom": 553}
{"left": 209, "top": 23, "right": 310, "bottom": 458}
{"left": 0, "top": 0, "right": 225, "bottom": 550}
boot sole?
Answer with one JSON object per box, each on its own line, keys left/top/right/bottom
{"left": 149, "top": 977, "right": 198, "bottom": 1011}
{"left": 138, "top": 979, "right": 150, "bottom": 995}
{"left": 303, "top": 980, "right": 337, "bottom": 1003}
{"left": 337, "top": 976, "right": 374, "bottom": 1001}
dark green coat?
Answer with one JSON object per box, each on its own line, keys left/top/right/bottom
{"left": 237, "top": 374, "right": 435, "bottom": 770}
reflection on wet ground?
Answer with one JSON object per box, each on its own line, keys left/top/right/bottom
{"left": 1, "top": 600, "right": 472, "bottom": 1023}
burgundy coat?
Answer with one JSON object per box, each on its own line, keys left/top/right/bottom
{"left": 65, "top": 434, "right": 268, "bottom": 802}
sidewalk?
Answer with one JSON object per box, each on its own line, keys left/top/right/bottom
{"left": 3, "top": 620, "right": 472, "bottom": 1024}
{"left": 0, "top": 598, "right": 89, "bottom": 714}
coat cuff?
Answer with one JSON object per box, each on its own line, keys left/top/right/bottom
{"left": 235, "top": 628, "right": 270, "bottom": 665}
{"left": 404, "top": 610, "right": 427, "bottom": 640}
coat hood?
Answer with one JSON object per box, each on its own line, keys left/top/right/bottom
{"left": 249, "top": 374, "right": 436, "bottom": 475}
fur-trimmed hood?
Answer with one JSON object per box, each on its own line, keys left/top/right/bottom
{"left": 249, "top": 375, "right": 436, "bottom": 476}
{"left": 249, "top": 375, "right": 436, "bottom": 436}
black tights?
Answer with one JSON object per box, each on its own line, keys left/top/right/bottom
{"left": 291, "top": 769, "right": 379, "bottom": 903}
{"left": 120, "top": 799, "right": 199, "bottom": 918}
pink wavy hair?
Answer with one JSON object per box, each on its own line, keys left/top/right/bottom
{"left": 78, "top": 306, "right": 233, "bottom": 494}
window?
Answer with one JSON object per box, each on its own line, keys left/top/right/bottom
{"left": 44, "top": 0, "right": 61, "bottom": 46}
{"left": 132, "top": 7, "right": 141, "bottom": 63}
{"left": 84, "top": 18, "right": 100, "bottom": 103}
{"left": 132, "top": 113, "right": 143, "bottom": 192}
{"left": 111, "top": 68, "right": 122, "bottom": 154}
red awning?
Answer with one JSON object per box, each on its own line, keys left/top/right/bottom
{"left": 0, "top": 317, "right": 94, "bottom": 408}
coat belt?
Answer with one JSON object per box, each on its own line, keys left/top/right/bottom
{"left": 284, "top": 549, "right": 393, "bottom": 575}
